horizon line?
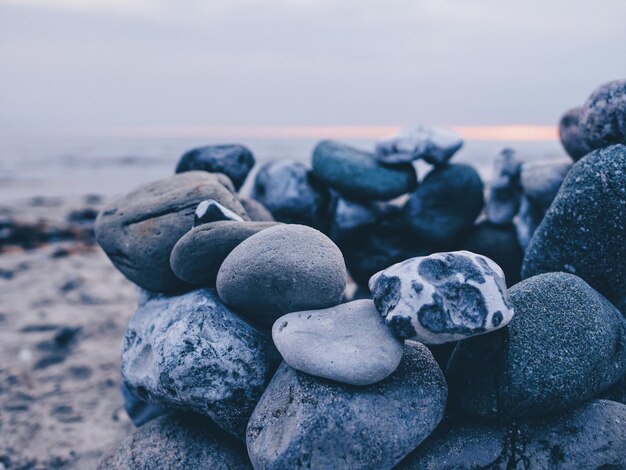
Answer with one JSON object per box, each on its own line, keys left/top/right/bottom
{"left": 1, "top": 125, "right": 559, "bottom": 141}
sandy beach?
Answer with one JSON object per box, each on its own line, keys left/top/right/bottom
{"left": 0, "top": 196, "right": 137, "bottom": 469}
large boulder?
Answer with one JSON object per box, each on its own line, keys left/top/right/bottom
{"left": 95, "top": 172, "right": 248, "bottom": 293}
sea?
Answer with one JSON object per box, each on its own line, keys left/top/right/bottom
{"left": 0, "top": 134, "right": 567, "bottom": 201}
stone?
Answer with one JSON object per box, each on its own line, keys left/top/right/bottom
{"left": 375, "top": 126, "right": 463, "bottom": 165}
{"left": 121, "top": 288, "right": 281, "bottom": 439}
{"left": 559, "top": 106, "right": 591, "bottom": 161}
{"left": 397, "top": 400, "right": 626, "bottom": 470}
{"left": 170, "top": 221, "right": 278, "bottom": 286}
{"left": 402, "top": 164, "right": 484, "bottom": 243}
{"left": 485, "top": 148, "right": 522, "bottom": 225}
{"left": 369, "top": 250, "right": 514, "bottom": 344}
{"left": 514, "top": 195, "right": 544, "bottom": 250}
{"left": 95, "top": 172, "right": 248, "bottom": 293}
{"left": 194, "top": 199, "right": 243, "bottom": 227}
{"left": 460, "top": 221, "right": 523, "bottom": 286}
{"left": 272, "top": 300, "right": 404, "bottom": 386}
{"left": 213, "top": 172, "right": 237, "bottom": 192}
{"left": 312, "top": 140, "right": 418, "bottom": 200}
{"left": 581, "top": 79, "right": 626, "bottom": 150}
{"left": 251, "top": 160, "right": 330, "bottom": 229}
{"left": 447, "top": 272, "right": 626, "bottom": 419}
{"left": 246, "top": 341, "right": 447, "bottom": 470}
{"left": 217, "top": 224, "right": 347, "bottom": 328}
{"left": 522, "top": 146, "right": 626, "bottom": 312}
{"left": 328, "top": 197, "right": 379, "bottom": 241}
{"left": 239, "top": 197, "right": 274, "bottom": 222}
{"left": 175, "top": 144, "right": 255, "bottom": 190}
{"left": 519, "top": 160, "right": 571, "bottom": 210}
{"left": 98, "top": 414, "right": 252, "bottom": 470}
{"left": 120, "top": 383, "right": 167, "bottom": 427}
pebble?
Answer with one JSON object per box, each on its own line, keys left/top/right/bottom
{"left": 580, "top": 79, "right": 626, "bottom": 150}
{"left": 246, "top": 341, "right": 447, "bottom": 470}
{"left": 217, "top": 224, "right": 347, "bottom": 327}
{"left": 251, "top": 160, "right": 330, "bottom": 229}
{"left": 239, "top": 197, "right": 274, "bottom": 222}
{"left": 402, "top": 164, "right": 484, "bottom": 243}
{"left": 559, "top": 106, "right": 591, "bottom": 161}
{"left": 519, "top": 160, "right": 571, "bottom": 210}
{"left": 375, "top": 126, "right": 463, "bottom": 165}
{"left": 175, "top": 144, "right": 255, "bottom": 190}
{"left": 170, "top": 221, "right": 278, "bottom": 286}
{"left": 95, "top": 172, "right": 248, "bottom": 293}
{"left": 398, "top": 400, "right": 626, "bottom": 469}
{"left": 193, "top": 199, "right": 244, "bottom": 227}
{"left": 447, "top": 272, "right": 626, "bottom": 419}
{"left": 369, "top": 250, "right": 514, "bottom": 344}
{"left": 272, "top": 300, "right": 404, "bottom": 386}
{"left": 328, "top": 197, "right": 380, "bottom": 241}
{"left": 485, "top": 148, "right": 522, "bottom": 225}
{"left": 121, "top": 288, "right": 281, "bottom": 439}
{"left": 522, "top": 145, "right": 626, "bottom": 313}
{"left": 98, "top": 414, "right": 252, "bottom": 469}
{"left": 312, "top": 140, "right": 418, "bottom": 200}
{"left": 514, "top": 195, "right": 544, "bottom": 250}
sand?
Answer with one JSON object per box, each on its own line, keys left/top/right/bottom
{"left": 0, "top": 196, "right": 137, "bottom": 469}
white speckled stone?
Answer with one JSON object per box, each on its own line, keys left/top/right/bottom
{"left": 375, "top": 126, "right": 464, "bottom": 165}
{"left": 369, "top": 250, "right": 514, "bottom": 344}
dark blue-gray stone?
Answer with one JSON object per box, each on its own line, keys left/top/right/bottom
{"left": 522, "top": 145, "right": 626, "bottom": 313}
{"left": 121, "top": 288, "right": 281, "bottom": 439}
{"left": 559, "top": 106, "right": 591, "bottom": 161}
{"left": 312, "top": 140, "right": 417, "bottom": 200}
{"left": 403, "top": 164, "right": 484, "bottom": 243}
{"left": 246, "top": 341, "right": 447, "bottom": 470}
{"left": 251, "top": 160, "right": 330, "bottom": 229}
{"left": 580, "top": 79, "right": 626, "bottom": 150}
{"left": 193, "top": 199, "right": 243, "bottom": 227}
{"left": 447, "top": 272, "right": 626, "bottom": 419}
{"left": 120, "top": 383, "right": 168, "bottom": 427}
{"left": 175, "top": 144, "right": 255, "bottom": 190}
{"left": 397, "top": 400, "right": 626, "bottom": 469}
{"left": 486, "top": 148, "right": 522, "bottom": 225}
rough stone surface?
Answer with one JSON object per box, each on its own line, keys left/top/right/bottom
{"left": 559, "top": 106, "right": 591, "bottom": 161}
{"left": 95, "top": 172, "right": 248, "bottom": 293}
{"left": 447, "top": 272, "right": 626, "bottom": 419}
{"left": 312, "top": 140, "right": 418, "bottom": 200}
{"left": 522, "top": 145, "right": 626, "bottom": 313}
{"left": 194, "top": 199, "right": 244, "bottom": 226}
{"left": 246, "top": 341, "right": 447, "bottom": 470}
{"left": 398, "top": 400, "right": 626, "bottom": 470}
{"left": 175, "top": 144, "right": 255, "bottom": 190}
{"left": 460, "top": 221, "right": 523, "bottom": 286}
{"left": 98, "top": 414, "right": 252, "bottom": 470}
{"left": 272, "top": 300, "right": 404, "bottom": 385}
{"left": 239, "top": 197, "right": 275, "bottom": 222}
{"left": 121, "top": 288, "right": 281, "bottom": 439}
{"left": 252, "top": 160, "right": 330, "bottom": 229}
{"left": 170, "top": 221, "right": 278, "bottom": 286}
{"left": 370, "top": 250, "right": 514, "bottom": 344}
{"left": 580, "top": 79, "right": 626, "bottom": 150}
{"left": 486, "top": 148, "right": 522, "bottom": 225}
{"left": 375, "top": 126, "right": 464, "bottom": 165}
{"left": 217, "top": 224, "right": 347, "bottom": 327}
{"left": 403, "top": 164, "right": 484, "bottom": 243}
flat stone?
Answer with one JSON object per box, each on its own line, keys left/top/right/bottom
{"left": 251, "top": 160, "right": 330, "bottom": 229}
{"left": 403, "top": 164, "right": 484, "bottom": 243}
{"left": 272, "top": 300, "right": 404, "bottom": 386}
{"left": 170, "top": 221, "right": 278, "bottom": 286}
{"left": 175, "top": 144, "right": 255, "bottom": 190}
{"left": 98, "top": 414, "right": 252, "bottom": 469}
{"left": 121, "top": 288, "right": 281, "bottom": 439}
{"left": 370, "top": 250, "right": 514, "bottom": 344}
{"left": 95, "top": 172, "right": 248, "bottom": 293}
{"left": 375, "top": 126, "right": 463, "bottom": 165}
{"left": 559, "top": 106, "right": 591, "bottom": 161}
{"left": 581, "top": 79, "right": 626, "bottom": 150}
{"left": 239, "top": 197, "right": 274, "bottom": 222}
{"left": 447, "top": 272, "right": 626, "bottom": 419}
{"left": 522, "top": 145, "right": 626, "bottom": 313}
{"left": 217, "top": 224, "right": 347, "bottom": 327}
{"left": 398, "top": 400, "right": 626, "bottom": 469}
{"left": 246, "top": 341, "right": 447, "bottom": 470}
{"left": 194, "top": 199, "right": 243, "bottom": 227}
{"left": 312, "top": 140, "right": 417, "bottom": 200}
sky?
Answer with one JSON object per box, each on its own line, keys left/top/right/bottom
{"left": 0, "top": 0, "right": 625, "bottom": 138}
